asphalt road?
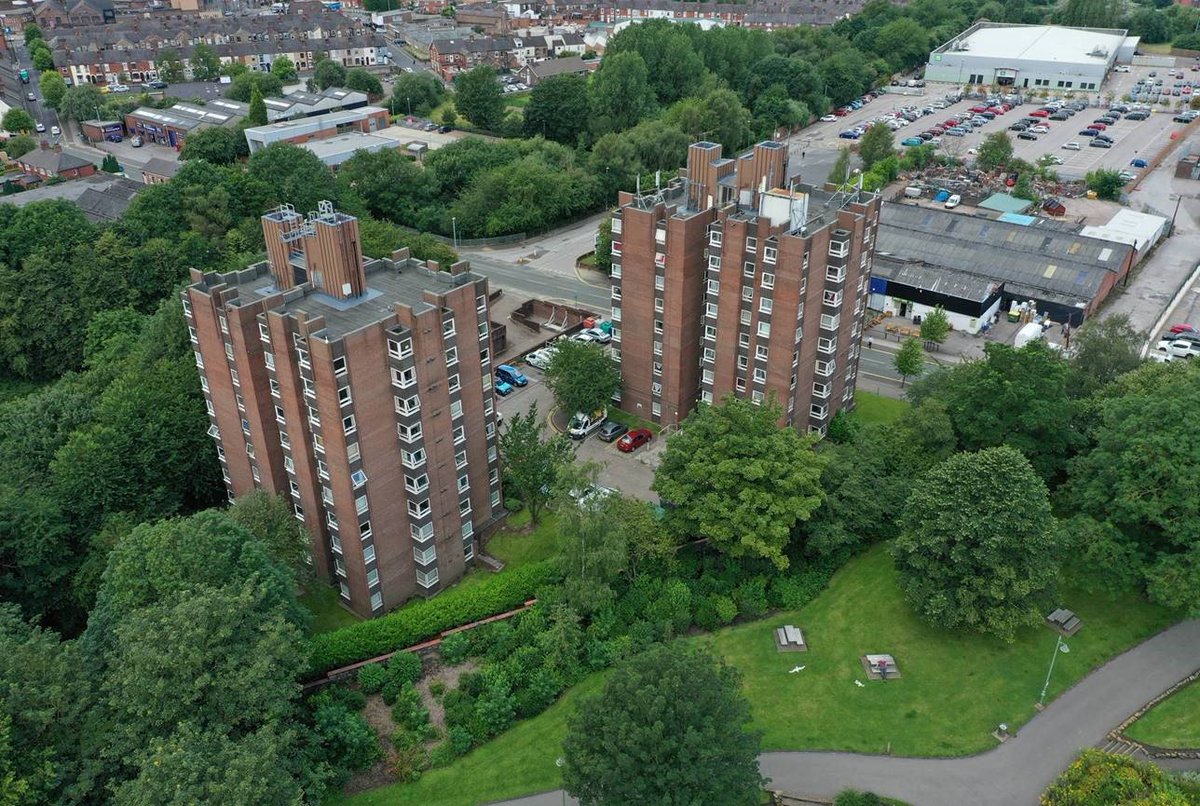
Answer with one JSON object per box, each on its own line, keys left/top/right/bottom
{"left": 464, "top": 253, "right": 611, "bottom": 312}
{"left": 491, "top": 619, "right": 1200, "bottom": 806}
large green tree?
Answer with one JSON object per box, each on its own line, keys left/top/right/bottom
{"left": 543, "top": 339, "right": 621, "bottom": 418}
{"left": 893, "top": 446, "right": 1059, "bottom": 640}
{"left": 345, "top": 67, "right": 383, "bottom": 98}
{"left": 270, "top": 55, "right": 297, "bottom": 81}
{"left": 453, "top": 65, "right": 505, "bottom": 131}
{"left": 247, "top": 142, "right": 339, "bottom": 214}
{"left": 157, "top": 48, "right": 185, "bottom": 84}
{"left": 1066, "top": 313, "right": 1143, "bottom": 398}
{"left": 588, "top": 51, "right": 657, "bottom": 136}
{"left": 2, "top": 108, "right": 35, "bottom": 134}
{"left": 190, "top": 43, "right": 221, "bottom": 81}
{"left": 605, "top": 19, "right": 706, "bottom": 105}
{"left": 313, "top": 57, "right": 347, "bottom": 91}
{"left": 179, "top": 126, "right": 248, "bottom": 164}
{"left": 391, "top": 71, "right": 444, "bottom": 117}
{"left": 497, "top": 403, "right": 575, "bottom": 525}
{"left": 893, "top": 336, "right": 924, "bottom": 387}
{"left": 228, "top": 490, "right": 313, "bottom": 582}
{"left": 857, "top": 122, "right": 894, "bottom": 170}
{"left": 653, "top": 396, "right": 825, "bottom": 569}
{"left": 976, "top": 131, "right": 1014, "bottom": 171}
{"left": 562, "top": 643, "right": 763, "bottom": 806}
{"left": 523, "top": 73, "right": 589, "bottom": 144}
{"left": 337, "top": 147, "right": 433, "bottom": 226}
{"left": 38, "top": 70, "right": 67, "bottom": 111}
{"left": 226, "top": 70, "right": 284, "bottom": 103}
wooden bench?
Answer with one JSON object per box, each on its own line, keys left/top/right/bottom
{"left": 775, "top": 625, "right": 808, "bottom": 652}
{"left": 1046, "top": 608, "right": 1083, "bottom": 637}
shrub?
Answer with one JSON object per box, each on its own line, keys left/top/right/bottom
{"left": 733, "top": 577, "right": 769, "bottom": 620}
{"left": 448, "top": 725, "right": 475, "bottom": 756}
{"left": 429, "top": 680, "right": 447, "bottom": 700}
{"left": 514, "top": 668, "right": 563, "bottom": 718}
{"left": 307, "top": 561, "right": 559, "bottom": 673}
{"left": 474, "top": 677, "right": 517, "bottom": 739}
{"left": 390, "top": 651, "right": 424, "bottom": 685}
{"left": 834, "top": 791, "right": 884, "bottom": 806}
{"left": 769, "top": 568, "right": 834, "bottom": 610}
{"left": 390, "top": 682, "right": 431, "bottom": 732}
{"left": 439, "top": 631, "right": 472, "bottom": 665}
{"left": 357, "top": 663, "right": 388, "bottom": 694}
{"left": 711, "top": 594, "right": 738, "bottom": 626}
{"left": 429, "top": 740, "right": 457, "bottom": 767}
{"left": 646, "top": 579, "right": 692, "bottom": 635}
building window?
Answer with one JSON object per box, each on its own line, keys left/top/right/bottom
{"left": 739, "top": 333, "right": 751, "bottom": 347}
{"left": 370, "top": 591, "right": 383, "bottom": 610}
{"left": 760, "top": 297, "right": 773, "bottom": 314}
{"left": 337, "top": 386, "right": 352, "bottom": 406}
{"left": 339, "top": 581, "right": 350, "bottom": 600}
{"left": 360, "top": 520, "right": 373, "bottom": 540}
{"left": 742, "top": 286, "right": 753, "bottom": 302}
{"left": 706, "top": 303, "right": 718, "bottom": 318}
{"left": 762, "top": 272, "right": 774, "bottom": 289}
{"left": 446, "top": 346, "right": 458, "bottom": 365}
{"left": 347, "top": 441, "right": 360, "bottom": 463}
{"left": 745, "top": 236, "right": 757, "bottom": 252}
{"left": 708, "top": 254, "right": 721, "bottom": 269}
{"left": 302, "top": 377, "right": 315, "bottom": 398}
{"left": 651, "top": 402, "right": 662, "bottom": 418}
{"left": 395, "top": 395, "right": 420, "bottom": 415}
{"left": 653, "top": 361, "right": 662, "bottom": 376}
{"left": 457, "top": 473, "right": 470, "bottom": 493}
{"left": 763, "top": 246, "right": 777, "bottom": 264}
{"left": 448, "top": 374, "right": 461, "bottom": 393}
{"left": 389, "top": 338, "right": 413, "bottom": 359}
{"left": 704, "top": 325, "right": 716, "bottom": 340}
{"left": 490, "top": 489, "right": 501, "bottom": 508}
{"left": 401, "top": 448, "right": 426, "bottom": 468}
{"left": 707, "top": 279, "right": 719, "bottom": 294}
{"left": 406, "top": 473, "right": 429, "bottom": 494}
{"left": 333, "top": 355, "right": 347, "bottom": 376}
{"left": 756, "top": 344, "right": 769, "bottom": 361}
{"left": 269, "top": 379, "right": 280, "bottom": 397}
{"left": 456, "top": 450, "right": 468, "bottom": 468}
{"left": 443, "top": 318, "right": 456, "bottom": 337}
{"left": 408, "top": 498, "right": 431, "bottom": 518}
{"left": 738, "top": 355, "right": 748, "bottom": 370}
{"left": 356, "top": 494, "right": 369, "bottom": 515}
{"left": 757, "top": 322, "right": 771, "bottom": 338}
{"left": 417, "top": 567, "right": 440, "bottom": 589}
{"left": 294, "top": 503, "right": 305, "bottom": 521}
{"left": 351, "top": 469, "right": 368, "bottom": 488}
{"left": 340, "top": 414, "right": 356, "bottom": 435}
{"left": 391, "top": 367, "right": 416, "bottom": 388}
{"left": 364, "top": 544, "right": 377, "bottom": 566}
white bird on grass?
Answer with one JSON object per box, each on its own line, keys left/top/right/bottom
{"left": 788, "top": 665, "right": 806, "bottom": 674}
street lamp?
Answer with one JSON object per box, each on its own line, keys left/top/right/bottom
{"left": 555, "top": 757, "right": 566, "bottom": 806}
{"left": 1038, "top": 635, "right": 1070, "bottom": 707}
{"left": 452, "top": 216, "right": 458, "bottom": 248}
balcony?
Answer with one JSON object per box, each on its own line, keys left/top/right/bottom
{"left": 826, "top": 266, "right": 846, "bottom": 284}
{"left": 819, "top": 314, "right": 841, "bottom": 332}
{"left": 813, "top": 382, "right": 831, "bottom": 400}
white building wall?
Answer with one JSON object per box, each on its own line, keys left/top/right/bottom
{"left": 925, "top": 53, "right": 1110, "bottom": 91}
{"left": 879, "top": 296, "right": 1002, "bottom": 335}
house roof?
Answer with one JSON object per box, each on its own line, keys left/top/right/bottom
{"left": 18, "top": 148, "right": 94, "bottom": 174}
{"left": 0, "top": 173, "right": 141, "bottom": 221}
{"left": 528, "top": 55, "right": 592, "bottom": 78}
{"left": 431, "top": 35, "right": 516, "bottom": 54}
{"left": 978, "top": 193, "right": 1035, "bottom": 215}
{"left": 141, "top": 157, "right": 181, "bottom": 178}
{"left": 876, "top": 202, "right": 1133, "bottom": 307}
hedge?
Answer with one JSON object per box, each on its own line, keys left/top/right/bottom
{"left": 306, "top": 561, "right": 560, "bottom": 675}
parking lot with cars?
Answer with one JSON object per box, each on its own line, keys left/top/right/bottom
{"left": 806, "top": 61, "right": 1199, "bottom": 182}
{"left": 492, "top": 335, "right": 660, "bottom": 504}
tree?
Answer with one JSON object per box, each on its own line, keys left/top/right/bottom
{"left": 247, "top": 84, "right": 268, "bottom": 126}
{"left": 30, "top": 43, "right": 53, "bottom": 72}
{"left": 313, "top": 57, "right": 347, "bottom": 91}
{"left": 23, "top": 23, "right": 42, "bottom": 43}
{"left": 38, "top": 71, "right": 67, "bottom": 111}
{"left": 270, "top": 55, "right": 297, "bottom": 81}
{"left": 439, "top": 106, "right": 457, "bottom": 128}
{"left": 910, "top": 341, "right": 1083, "bottom": 481}
{"left": 653, "top": 396, "right": 825, "bottom": 569}
{"left": 337, "top": 148, "right": 433, "bottom": 226}
{"left": 893, "top": 446, "right": 1058, "bottom": 640}
{"left": 702, "top": 87, "right": 752, "bottom": 154}
{"left": 453, "top": 65, "right": 504, "bottom": 131}
{"left": 101, "top": 154, "right": 120, "bottom": 173}
{"left": 226, "top": 71, "right": 284, "bottom": 103}
{"left": 919, "top": 306, "right": 950, "bottom": 344}
{"left": 4, "top": 135, "right": 36, "bottom": 159}
{"left": 593, "top": 218, "right": 612, "bottom": 274}
{"left": 588, "top": 132, "right": 640, "bottom": 198}
{"left": 179, "top": 126, "right": 248, "bottom": 165}
{"left": 1086, "top": 168, "right": 1125, "bottom": 201}
{"left": 228, "top": 491, "right": 313, "bottom": 582}
{"left": 1067, "top": 313, "right": 1143, "bottom": 398}
{"left": 976, "top": 131, "right": 1013, "bottom": 171}
{"left": 345, "top": 67, "right": 383, "bottom": 98}
{"left": 247, "top": 142, "right": 339, "bottom": 215}
{"left": 523, "top": 73, "right": 589, "bottom": 144}
{"left": 58, "top": 83, "right": 105, "bottom": 128}
{"left": 391, "top": 72, "right": 445, "bottom": 117}
{"left": 498, "top": 404, "right": 574, "bottom": 525}
{"left": 555, "top": 473, "right": 631, "bottom": 615}
{"left": 562, "top": 643, "right": 763, "bottom": 806}
{"left": 858, "top": 122, "right": 894, "bottom": 170}
{"left": 753, "top": 83, "right": 805, "bottom": 131}
{"left": 2, "top": 109, "right": 35, "bottom": 134}
{"left": 157, "top": 48, "right": 185, "bottom": 84}
{"left": 606, "top": 20, "right": 706, "bottom": 105}
{"left": 893, "top": 337, "right": 924, "bottom": 387}
{"left": 828, "top": 146, "right": 852, "bottom": 185}
{"left": 588, "top": 51, "right": 657, "bottom": 136}
{"left": 190, "top": 43, "right": 221, "bottom": 81}
{"left": 542, "top": 339, "right": 621, "bottom": 417}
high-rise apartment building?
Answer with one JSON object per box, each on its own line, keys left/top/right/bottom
{"left": 610, "top": 141, "right": 880, "bottom": 434}
{"left": 184, "top": 202, "right": 503, "bottom": 618}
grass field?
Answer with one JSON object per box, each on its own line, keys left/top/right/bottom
{"left": 1126, "top": 679, "right": 1200, "bottom": 749}
{"left": 852, "top": 391, "right": 909, "bottom": 426}
{"left": 337, "top": 546, "right": 1177, "bottom": 805}
{"left": 299, "top": 584, "right": 362, "bottom": 635}
{"left": 605, "top": 407, "right": 661, "bottom": 435}
{"left": 483, "top": 510, "right": 564, "bottom": 568}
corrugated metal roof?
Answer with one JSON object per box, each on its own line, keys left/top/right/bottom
{"left": 871, "top": 255, "right": 998, "bottom": 302}
{"left": 978, "top": 193, "right": 1035, "bottom": 214}
{"left": 877, "top": 202, "right": 1133, "bottom": 303}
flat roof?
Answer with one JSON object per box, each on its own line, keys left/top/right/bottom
{"left": 934, "top": 22, "right": 1128, "bottom": 64}
{"left": 303, "top": 132, "right": 401, "bottom": 165}
{"left": 244, "top": 105, "right": 388, "bottom": 138}
{"left": 979, "top": 193, "right": 1035, "bottom": 215}
{"left": 226, "top": 256, "right": 483, "bottom": 340}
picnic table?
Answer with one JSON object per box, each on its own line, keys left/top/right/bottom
{"left": 1046, "top": 608, "right": 1082, "bottom": 636}
{"left": 774, "top": 624, "right": 808, "bottom": 652}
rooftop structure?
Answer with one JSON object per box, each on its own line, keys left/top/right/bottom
{"left": 301, "top": 132, "right": 403, "bottom": 167}
{"left": 243, "top": 105, "right": 389, "bottom": 154}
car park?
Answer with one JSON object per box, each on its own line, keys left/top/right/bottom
{"left": 495, "top": 364, "right": 528, "bottom": 387}
{"left": 1089, "top": 139, "right": 1112, "bottom": 148}
{"left": 525, "top": 348, "right": 555, "bottom": 370}
{"left": 1017, "top": 131, "right": 1039, "bottom": 141}
{"left": 1062, "top": 141, "right": 1081, "bottom": 150}
{"left": 598, "top": 420, "right": 628, "bottom": 443}
{"left": 616, "top": 428, "right": 653, "bottom": 453}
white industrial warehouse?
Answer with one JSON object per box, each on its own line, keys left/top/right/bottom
{"left": 924, "top": 22, "right": 1139, "bottom": 91}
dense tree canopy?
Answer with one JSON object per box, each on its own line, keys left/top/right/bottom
{"left": 894, "top": 446, "right": 1059, "bottom": 640}
{"left": 563, "top": 643, "right": 763, "bottom": 805}
{"left": 523, "top": 73, "right": 590, "bottom": 144}
{"left": 498, "top": 403, "right": 575, "bottom": 526}
{"left": 453, "top": 65, "right": 505, "bottom": 131}
{"left": 654, "top": 397, "right": 825, "bottom": 569}
{"left": 542, "top": 339, "right": 621, "bottom": 418}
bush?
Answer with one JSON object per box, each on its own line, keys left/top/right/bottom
{"left": 391, "top": 651, "right": 424, "bottom": 685}
{"left": 646, "top": 579, "right": 691, "bottom": 636}
{"left": 307, "top": 561, "right": 559, "bottom": 673}
{"left": 769, "top": 568, "right": 834, "bottom": 610}
{"left": 448, "top": 725, "right": 474, "bottom": 756}
{"left": 429, "top": 680, "right": 447, "bottom": 700}
{"left": 733, "top": 577, "right": 769, "bottom": 620}
{"left": 712, "top": 594, "right": 738, "bottom": 626}
{"left": 834, "top": 791, "right": 884, "bottom": 806}
{"left": 390, "top": 682, "right": 431, "bottom": 732}
{"left": 357, "top": 663, "right": 388, "bottom": 694}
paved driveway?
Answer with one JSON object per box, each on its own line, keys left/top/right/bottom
{"left": 492, "top": 618, "right": 1200, "bottom": 806}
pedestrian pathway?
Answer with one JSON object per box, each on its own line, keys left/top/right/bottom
{"left": 492, "top": 619, "right": 1200, "bottom": 806}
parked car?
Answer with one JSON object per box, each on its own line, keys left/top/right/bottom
{"left": 146, "top": 80, "right": 168, "bottom": 89}
{"left": 25, "top": 91, "right": 35, "bottom": 101}
{"left": 1130, "top": 158, "right": 1148, "bottom": 168}
{"left": 1062, "top": 140, "right": 1081, "bottom": 151}
{"left": 109, "top": 84, "right": 130, "bottom": 93}
{"left": 598, "top": 420, "right": 628, "bottom": 443}
{"left": 616, "top": 428, "right": 654, "bottom": 453}
{"left": 1089, "top": 139, "right": 1113, "bottom": 148}
{"left": 495, "top": 364, "right": 527, "bottom": 387}
{"left": 1079, "top": 129, "right": 1101, "bottom": 137}
{"left": 495, "top": 379, "right": 514, "bottom": 396}
{"left": 1114, "top": 65, "right": 1130, "bottom": 72}
{"left": 50, "top": 125, "right": 60, "bottom": 136}
{"left": 820, "top": 114, "right": 839, "bottom": 122}
{"left": 1089, "top": 122, "right": 1107, "bottom": 130}
{"left": 1030, "top": 125, "right": 1050, "bottom": 133}
{"left": 1169, "top": 323, "right": 1196, "bottom": 335}
{"left": 106, "top": 133, "right": 123, "bottom": 143}
{"left": 130, "top": 136, "right": 143, "bottom": 147}
{"left": 944, "top": 194, "right": 961, "bottom": 209}
{"left": 34, "top": 122, "right": 44, "bottom": 133}
{"left": 581, "top": 326, "right": 611, "bottom": 343}
{"left": 901, "top": 137, "right": 924, "bottom": 146}
{"left": 1157, "top": 338, "right": 1200, "bottom": 359}
{"left": 524, "top": 348, "right": 555, "bottom": 370}
{"left": 1017, "top": 131, "right": 1039, "bottom": 141}
{"left": 569, "top": 408, "right": 607, "bottom": 439}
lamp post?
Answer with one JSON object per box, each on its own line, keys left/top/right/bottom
{"left": 452, "top": 216, "right": 458, "bottom": 248}
{"left": 1038, "top": 635, "right": 1069, "bottom": 707}
{"left": 555, "top": 757, "right": 566, "bottom": 806}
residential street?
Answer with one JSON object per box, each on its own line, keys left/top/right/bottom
{"left": 490, "top": 619, "right": 1200, "bottom": 806}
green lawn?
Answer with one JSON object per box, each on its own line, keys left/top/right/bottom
{"left": 505, "top": 92, "right": 531, "bottom": 110}
{"left": 605, "top": 407, "right": 661, "bottom": 435}
{"left": 300, "top": 584, "right": 362, "bottom": 635}
{"left": 483, "top": 510, "right": 565, "bottom": 568}
{"left": 1126, "top": 679, "right": 1200, "bottom": 749}
{"left": 852, "top": 391, "right": 909, "bottom": 426}
{"left": 334, "top": 545, "right": 1177, "bottom": 805}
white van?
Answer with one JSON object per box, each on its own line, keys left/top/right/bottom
{"left": 568, "top": 408, "right": 607, "bottom": 440}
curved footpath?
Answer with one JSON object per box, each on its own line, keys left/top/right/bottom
{"left": 493, "top": 619, "right": 1200, "bottom": 806}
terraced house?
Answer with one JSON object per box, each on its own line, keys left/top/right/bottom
{"left": 185, "top": 203, "right": 504, "bottom": 618}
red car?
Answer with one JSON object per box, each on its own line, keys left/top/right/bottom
{"left": 834, "top": 108, "right": 849, "bottom": 116}
{"left": 970, "top": 105, "right": 988, "bottom": 113}
{"left": 616, "top": 428, "right": 653, "bottom": 453}
{"left": 1169, "top": 323, "right": 1196, "bottom": 334}
{"left": 1090, "top": 122, "right": 1107, "bottom": 130}
{"left": 1029, "top": 109, "right": 1050, "bottom": 118}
